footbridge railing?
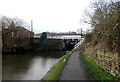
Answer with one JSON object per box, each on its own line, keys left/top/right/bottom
{"left": 74, "top": 38, "right": 85, "bottom": 49}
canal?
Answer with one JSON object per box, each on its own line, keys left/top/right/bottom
{"left": 2, "top": 51, "right": 65, "bottom": 80}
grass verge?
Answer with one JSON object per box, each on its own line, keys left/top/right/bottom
{"left": 80, "top": 52, "right": 116, "bottom": 80}
{"left": 47, "top": 52, "right": 71, "bottom": 80}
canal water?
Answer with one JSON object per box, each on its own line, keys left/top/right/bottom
{"left": 2, "top": 51, "right": 65, "bottom": 80}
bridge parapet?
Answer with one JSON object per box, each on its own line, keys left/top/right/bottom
{"left": 48, "top": 35, "right": 81, "bottom": 41}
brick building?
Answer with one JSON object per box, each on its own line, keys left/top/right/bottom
{"left": 2, "top": 22, "right": 34, "bottom": 53}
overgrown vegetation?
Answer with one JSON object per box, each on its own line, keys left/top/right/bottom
{"left": 80, "top": 52, "right": 116, "bottom": 80}
{"left": 83, "top": 1, "right": 120, "bottom": 79}
{"left": 84, "top": 1, "right": 120, "bottom": 54}
{"left": 47, "top": 53, "right": 71, "bottom": 80}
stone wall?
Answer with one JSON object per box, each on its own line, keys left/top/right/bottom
{"left": 33, "top": 39, "right": 65, "bottom": 51}
{"left": 85, "top": 47, "right": 120, "bottom": 79}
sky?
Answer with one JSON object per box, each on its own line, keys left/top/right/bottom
{"left": 0, "top": 0, "right": 92, "bottom": 34}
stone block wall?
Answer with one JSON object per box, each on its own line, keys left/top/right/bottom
{"left": 85, "top": 47, "right": 120, "bottom": 79}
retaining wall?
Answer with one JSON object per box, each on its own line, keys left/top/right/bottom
{"left": 85, "top": 47, "right": 120, "bottom": 79}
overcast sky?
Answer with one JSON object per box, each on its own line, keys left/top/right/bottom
{"left": 0, "top": 0, "right": 92, "bottom": 33}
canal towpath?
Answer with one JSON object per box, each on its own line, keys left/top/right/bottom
{"left": 60, "top": 50, "right": 89, "bottom": 80}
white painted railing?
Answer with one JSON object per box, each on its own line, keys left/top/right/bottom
{"left": 74, "top": 38, "right": 85, "bottom": 49}
{"left": 34, "top": 35, "right": 82, "bottom": 40}
{"left": 48, "top": 35, "right": 81, "bottom": 40}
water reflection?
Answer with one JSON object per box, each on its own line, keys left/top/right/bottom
{"left": 3, "top": 51, "right": 65, "bottom": 80}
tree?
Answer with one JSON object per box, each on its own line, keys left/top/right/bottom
{"left": 0, "top": 16, "right": 30, "bottom": 30}
{"left": 1, "top": 16, "right": 31, "bottom": 37}
{"left": 40, "top": 32, "right": 47, "bottom": 39}
{"left": 82, "top": 0, "right": 120, "bottom": 53}
{"left": 2, "top": 16, "right": 21, "bottom": 28}
{"left": 77, "top": 28, "right": 84, "bottom": 38}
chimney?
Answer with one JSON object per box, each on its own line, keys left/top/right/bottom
{"left": 31, "top": 20, "right": 33, "bottom": 32}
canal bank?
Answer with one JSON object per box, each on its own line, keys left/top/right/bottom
{"left": 41, "top": 49, "right": 74, "bottom": 80}
{"left": 42, "top": 48, "right": 117, "bottom": 80}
